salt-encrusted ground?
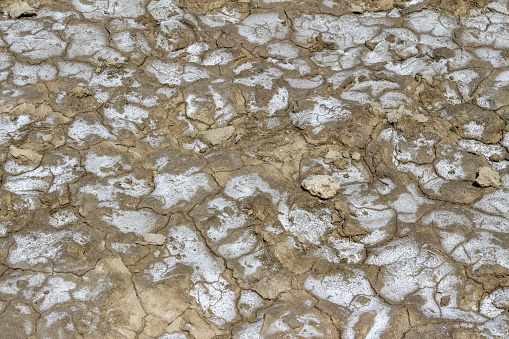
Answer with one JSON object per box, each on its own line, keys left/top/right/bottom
{"left": 0, "top": 0, "right": 509, "bottom": 337}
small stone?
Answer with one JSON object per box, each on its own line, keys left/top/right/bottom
{"left": 351, "top": 151, "right": 361, "bottom": 161}
{"left": 475, "top": 167, "right": 501, "bottom": 188}
{"left": 142, "top": 233, "right": 166, "bottom": 246}
{"left": 201, "top": 126, "right": 235, "bottom": 145}
{"left": 489, "top": 154, "right": 502, "bottom": 162}
{"left": 7, "top": 2, "right": 36, "bottom": 19}
{"left": 154, "top": 250, "right": 161, "bottom": 258}
{"left": 302, "top": 175, "right": 340, "bottom": 199}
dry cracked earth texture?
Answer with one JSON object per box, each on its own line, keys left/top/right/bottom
{"left": 1, "top": 0, "right": 509, "bottom": 338}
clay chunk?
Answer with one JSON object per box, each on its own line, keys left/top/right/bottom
{"left": 9, "top": 145, "right": 43, "bottom": 164}
{"left": 7, "top": 2, "right": 36, "bottom": 19}
{"left": 201, "top": 126, "right": 235, "bottom": 145}
{"left": 475, "top": 167, "right": 501, "bottom": 188}
{"left": 142, "top": 233, "right": 166, "bottom": 246}
{"left": 302, "top": 175, "right": 340, "bottom": 199}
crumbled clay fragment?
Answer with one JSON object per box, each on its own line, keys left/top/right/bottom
{"left": 334, "top": 200, "right": 350, "bottom": 219}
{"left": 475, "top": 167, "right": 501, "bottom": 188}
{"left": 7, "top": 2, "right": 36, "bottom": 19}
{"left": 324, "top": 150, "right": 342, "bottom": 164}
{"left": 351, "top": 4, "right": 364, "bottom": 12}
{"left": 490, "top": 154, "right": 502, "bottom": 162}
{"left": 9, "top": 145, "right": 43, "bottom": 164}
{"left": 331, "top": 212, "right": 342, "bottom": 223}
{"left": 386, "top": 106, "right": 411, "bottom": 124}
{"left": 302, "top": 175, "right": 340, "bottom": 199}
{"left": 325, "top": 150, "right": 342, "bottom": 160}
{"left": 142, "top": 233, "right": 166, "bottom": 245}
{"left": 69, "top": 86, "right": 92, "bottom": 98}
{"left": 201, "top": 126, "right": 235, "bottom": 145}
{"left": 413, "top": 114, "right": 429, "bottom": 123}
{"left": 386, "top": 110, "right": 403, "bottom": 123}
{"left": 52, "top": 137, "right": 65, "bottom": 148}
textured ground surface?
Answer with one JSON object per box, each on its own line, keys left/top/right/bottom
{"left": 1, "top": 0, "right": 509, "bottom": 338}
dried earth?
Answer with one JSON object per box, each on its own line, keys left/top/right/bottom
{"left": 1, "top": 0, "right": 509, "bottom": 338}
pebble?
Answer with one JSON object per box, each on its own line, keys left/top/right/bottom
{"left": 302, "top": 175, "right": 340, "bottom": 199}
{"left": 7, "top": 1, "right": 36, "bottom": 19}
{"left": 475, "top": 167, "right": 501, "bottom": 188}
{"left": 142, "top": 233, "right": 166, "bottom": 246}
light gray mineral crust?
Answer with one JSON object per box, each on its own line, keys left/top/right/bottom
{"left": 302, "top": 175, "right": 340, "bottom": 199}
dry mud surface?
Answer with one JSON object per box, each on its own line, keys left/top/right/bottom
{"left": 1, "top": 0, "right": 509, "bottom": 337}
